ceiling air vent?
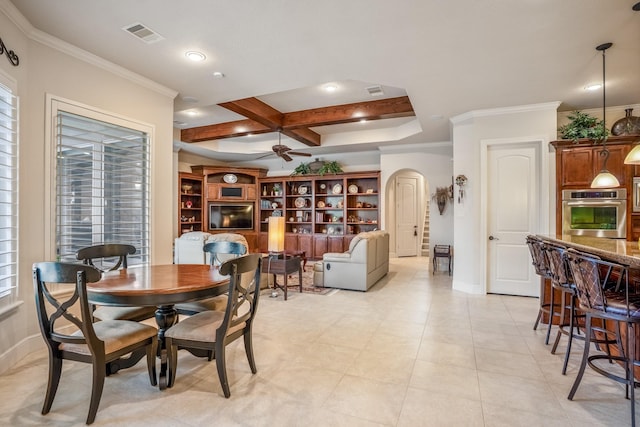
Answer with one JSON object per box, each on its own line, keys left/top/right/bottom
{"left": 365, "top": 85, "right": 384, "bottom": 97}
{"left": 123, "top": 22, "right": 164, "bottom": 44}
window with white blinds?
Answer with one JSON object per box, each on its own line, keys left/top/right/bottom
{"left": 55, "top": 110, "right": 149, "bottom": 265}
{"left": 0, "top": 82, "right": 17, "bottom": 298}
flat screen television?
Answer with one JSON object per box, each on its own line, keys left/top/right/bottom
{"left": 209, "top": 203, "right": 254, "bottom": 230}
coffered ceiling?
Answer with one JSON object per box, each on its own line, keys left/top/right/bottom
{"left": 8, "top": 0, "right": 640, "bottom": 165}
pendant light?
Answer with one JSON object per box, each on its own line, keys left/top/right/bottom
{"left": 590, "top": 42, "right": 620, "bottom": 189}
{"left": 624, "top": 4, "right": 640, "bottom": 163}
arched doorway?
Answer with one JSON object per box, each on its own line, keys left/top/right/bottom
{"left": 385, "top": 169, "right": 429, "bottom": 258}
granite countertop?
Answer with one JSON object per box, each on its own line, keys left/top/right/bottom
{"left": 536, "top": 234, "right": 640, "bottom": 268}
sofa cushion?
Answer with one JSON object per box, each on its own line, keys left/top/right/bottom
{"left": 179, "top": 231, "right": 211, "bottom": 241}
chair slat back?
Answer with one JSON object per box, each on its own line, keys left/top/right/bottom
{"left": 526, "top": 235, "right": 549, "bottom": 277}
{"left": 565, "top": 250, "right": 627, "bottom": 313}
{"left": 218, "top": 254, "right": 261, "bottom": 340}
{"left": 543, "top": 243, "right": 571, "bottom": 286}
{"left": 76, "top": 244, "right": 136, "bottom": 272}
{"left": 33, "top": 262, "right": 102, "bottom": 350}
{"left": 203, "top": 241, "right": 247, "bottom": 267}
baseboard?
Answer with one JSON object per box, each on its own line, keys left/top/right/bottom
{"left": 0, "top": 334, "right": 45, "bottom": 375}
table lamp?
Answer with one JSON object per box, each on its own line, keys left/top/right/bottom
{"left": 268, "top": 216, "right": 285, "bottom": 257}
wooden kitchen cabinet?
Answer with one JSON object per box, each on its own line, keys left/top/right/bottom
{"left": 558, "top": 144, "right": 628, "bottom": 188}
{"left": 552, "top": 137, "right": 640, "bottom": 239}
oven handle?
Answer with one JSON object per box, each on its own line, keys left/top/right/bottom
{"left": 564, "top": 200, "right": 625, "bottom": 207}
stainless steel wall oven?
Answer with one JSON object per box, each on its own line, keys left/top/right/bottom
{"left": 561, "top": 188, "right": 627, "bottom": 239}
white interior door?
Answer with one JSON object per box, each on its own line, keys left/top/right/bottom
{"left": 487, "top": 143, "right": 540, "bottom": 296}
{"left": 396, "top": 176, "right": 418, "bottom": 257}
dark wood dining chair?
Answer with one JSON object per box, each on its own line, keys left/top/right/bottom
{"left": 564, "top": 250, "right": 639, "bottom": 427}
{"left": 33, "top": 262, "right": 158, "bottom": 425}
{"left": 175, "top": 241, "right": 247, "bottom": 315}
{"left": 76, "top": 244, "right": 156, "bottom": 322}
{"left": 165, "top": 254, "right": 262, "bottom": 397}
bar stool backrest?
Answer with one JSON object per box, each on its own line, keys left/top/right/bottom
{"left": 564, "top": 249, "right": 625, "bottom": 313}
{"left": 543, "top": 242, "right": 572, "bottom": 286}
{"left": 526, "top": 235, "right": 549, "bottom": 277}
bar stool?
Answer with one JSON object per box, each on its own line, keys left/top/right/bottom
{"left": 526, "top": 235, "right": 554, "bottom": 344}
{"left": 565, "top": 249, "right": 639, "bottom": 427}
{"left": 543, "top": 242, "right": 585, "bottom": 374}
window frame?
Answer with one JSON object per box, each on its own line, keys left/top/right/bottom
{"left": 45, "top": 95, "right": 154, "bottom": 263}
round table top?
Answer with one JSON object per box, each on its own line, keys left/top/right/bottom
{"left": 87, "top": 264, "right": 229, "bottom": 306}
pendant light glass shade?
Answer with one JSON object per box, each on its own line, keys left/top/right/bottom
{"left": 591, "top": 170, "right": 620, "bottom": 188}
{"left": 624, "top": 144, "right": 640, "bottom": 164}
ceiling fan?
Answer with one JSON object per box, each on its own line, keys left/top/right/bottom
{"left": 271, "top": 131, "right": 311, "bottom": 162}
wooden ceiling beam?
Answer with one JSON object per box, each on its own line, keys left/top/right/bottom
{"left": 282, "top": 128, "right": 321, "bottom": 147}
{"left": 181, "top": 119, "right": 271, "bottom": 143}
{"left": 281, "top": 96, "right": 414, "bottom": 129}
{"left": 218, "top": 97, "right": 284, "bottom": 129}
{"left": 181, "top": 95, "right": 415, "bottom": 145}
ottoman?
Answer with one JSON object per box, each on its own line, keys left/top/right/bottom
{"left": 313, "top": 261, "right": 324, "bottom": 287}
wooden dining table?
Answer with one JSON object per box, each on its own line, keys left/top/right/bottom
{"left": 87, "top": 264, "right": 229, "bottom": 389}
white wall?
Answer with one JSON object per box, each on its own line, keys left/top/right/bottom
{"left": 0, "top": 4, "right": 176, "bottom": 373}
{"left": 380, "top": 143, "right": 454, "bottom": 258}
{"left": 450, "top": 103, "right": 559, "bottom": 294}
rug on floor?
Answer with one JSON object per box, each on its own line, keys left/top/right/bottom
{"left": 265, "top": 266, "right": 335, "bottom": 296}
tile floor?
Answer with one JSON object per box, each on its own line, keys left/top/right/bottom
{"left": 0, "top": 256, "right": 637, "bottom": 426}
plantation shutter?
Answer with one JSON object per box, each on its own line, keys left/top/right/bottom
{"left": 55, "top": 111, "right": 150, "bottom": 265}
{"left": 0, "top": 82, "right": 17, "bottom": 297}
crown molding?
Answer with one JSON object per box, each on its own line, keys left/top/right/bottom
{"left": 450, "top": 101, "right": 562, "bottom": 125}
{"left": 0, "top": 0, "right": 177, "bottom": 99}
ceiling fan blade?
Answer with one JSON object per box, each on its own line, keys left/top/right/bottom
{"left": 272, "top": 144, "right": 291, "bottom": 153}
{"left": 289, "top": 151, "right": 312, "bottom": 157}
{"left": 281, "top": 153, "right": 293, "bottom": 162}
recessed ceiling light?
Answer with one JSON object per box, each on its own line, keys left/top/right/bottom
{"left": 212, "top": 71, "right": 225, "bottom": 78}
{"left": 182, "top": 96, "right": 199, "bottom": 103}
{"left": 323, "top": 84, "right": 338, "bottom": 93}
{"left": 185, "top": 51, "right": 206, "bottom": 61}
{"left": 585, "top": 83, "right": 602, "bottom": 91}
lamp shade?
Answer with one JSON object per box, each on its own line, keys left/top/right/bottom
{"left": 625, "top": 145, "right": 640, "bottom": 164}
{"left": 268, "top": 216, "right": 285, "bottom": 253}
{"left": 590, "top": 171, "right": 620, "bottom": 188}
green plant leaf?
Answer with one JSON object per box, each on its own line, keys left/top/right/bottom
{"left": 558, "top": 111, "right": 608, "bottom": 143}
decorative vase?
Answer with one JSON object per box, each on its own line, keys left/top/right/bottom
{"left": 611, "top": 108, "right": 640, "bottom": 136}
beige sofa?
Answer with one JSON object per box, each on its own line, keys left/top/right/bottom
{"left": 321, "top": 230, "right": 389, "bottom": 291}
{"left": 174, "top": 231, "right": 248, "bottom": 265}
{"left": 174, "top": 231, "right": 271, "bottom": 289}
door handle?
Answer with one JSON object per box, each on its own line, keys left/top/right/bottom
{"left": 489, "top": 235, "right": 499, "bottom": 241}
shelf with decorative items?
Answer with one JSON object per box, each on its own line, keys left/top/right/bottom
{"left": 345, "top": 176, "right": 379, "bottom": 234}
{"left": 257, "top": 171, "right": 380, "bottom": 256}
{"left": 259, "top": 179, "right": 286, "bottom": 233}
{"left": 178, "top": 172, "right": 204, "bottom": 235}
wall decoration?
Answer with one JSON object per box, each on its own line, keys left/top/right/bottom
{"left": 455, "top": 174, "right": 467, "bottom": 203}
{"left": 0, "top": 37, "right": 19, "bottom": 66}
{"left": 431, "top": 187, "right": 450, "bottom": 215}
